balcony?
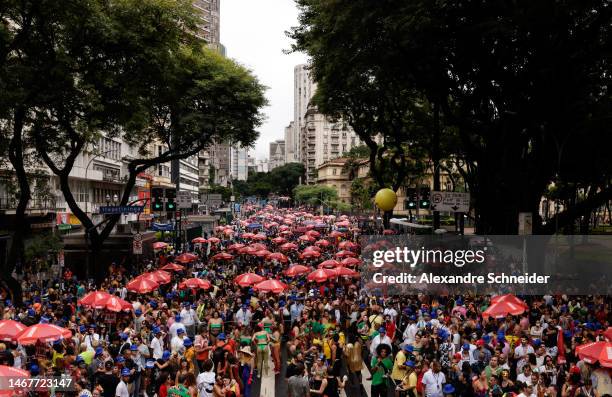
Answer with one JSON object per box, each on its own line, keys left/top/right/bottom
{"left": 101, "top": 168, "right": 122, "bottom": 183}
{"left": 0, "top": 197, "right": 59, "bottom": 212}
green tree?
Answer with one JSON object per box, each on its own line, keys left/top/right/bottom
{"left": 268, "top": 162, "right": 305, "bottom": 196}
{"left": 2, "top": 0, "right": 266, "bottom": 279}
{"left": 294, "top": 184, "right": 338, "bottom": 206}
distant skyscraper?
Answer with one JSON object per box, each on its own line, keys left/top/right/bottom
{"left": 269, "top": 140, "right": 286, "bottom": 170}
{"left": 292, "top": 64, "right": 316, "bottom": 163}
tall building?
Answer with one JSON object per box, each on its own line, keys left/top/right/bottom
{"left": 292, "top": 64, "right": 316, "bottom": 163}
{"left": 269, "top": 140, "right": 286, "bottom": 170}
{"left": 301, "top": 106, "right": 362, "bottom": 183}
{"left": 192, "top": 0, "right": 220, "bottom": 49}
{"left": 230, "top": 145, "right": 249, "bottom": 181}
{"left": 284, "top": 121, "right": 296, "bottom": 163}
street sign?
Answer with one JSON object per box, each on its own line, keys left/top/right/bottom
{"left": 100, "top": 205, "right": 144, "bottom": 214}
{"left": 201, "top": 193, "right": 223, "bottom": 207}
{"left": 518, "top": 212, "right": 533, "bottom": 235}
{"left": 133, "top": 233, "right": 143, "bottom": 254}
{"left": 177, "top": 191, "right": 192, "bottom": 209}
{"left": 429, "top": 191, "right": 470, "bottom": 213}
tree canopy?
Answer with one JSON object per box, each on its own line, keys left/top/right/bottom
{"left": 290, "top": 0, "right": 612, "bottom": 233}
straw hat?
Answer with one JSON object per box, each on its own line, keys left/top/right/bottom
{"left": 239, "top": 346, "right": 254, "bottom": 356}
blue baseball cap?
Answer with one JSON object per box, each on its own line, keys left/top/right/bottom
{"left": 119, "top": 332, "right": 128, "bottom": 340}
{"left": 443, "top": 384, "right": 455, "bottom": 394}
{"left": 135, "top": 309, "right": 142, "bottom": 316}
{"left": 79, "top": 325, "right": 87, "bottom": 333}
{"left": 95, "top": 347, "right": 104, "bottom": 356}
{"left": 378, "top": 327, "right": 386, "bottom": 334}
{"left": 462, "top": 343, "right": 470, "bottom": 350}
{"left": 183, "top": 338, "right": 193, "bottom": 347}
{"left": 175, "top": 315, "right": 181, "bottom": 321}
{"left": 405, "top": 360, "right": 415, "bottom": 368}
{"left": 162, "top": 351, "right": 171, "bottom": 360}
{"left": 30, "top": 364, "right": 40, "bottom": 375}
{"left": 75, "top": 355, "right": 85, "bottom": 364}
{"left": 130, "top": 344, "right": 138, "bottom": 351}
{"left": 217, "top": 333, "right": 226, "bottom": 340}
{"left": 116, "top": 356, "right": 125, "bottom": 363}
{"left": 27, "top": 309, "right": 35, "bottom": 317}
{"left": 152, "top": 326, "right": 161, "bottom": 334}
{"left": 145, "top": 360, "right": 155, "bottom": 369}
{"left": 403, "top": 345, "right": 414, "bottom": 352}
{"left": 121, "top": 368, "right": 131, "bottom": 376}
{"left": 149, "top": 300, "right": 158, "bottom": 308}
{"left": 177, "top": 328, "right": 185, "bottom": 335}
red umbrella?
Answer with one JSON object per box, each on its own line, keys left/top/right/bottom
{"left": 249, "top": 243, "right": 267, "bottom": 251}
{"left": 253, "top": 279, "right": 287, "bottom": 294}
{"left": 234, "top": 273, "right": 265, "bottom": 287}
{"left": 336, "top": 250, "right": 357, "bottom": 258}
{"left": 307, "top": 268, "right": 337, "bottom": 283}
{"left": 284, "top": 265, "right": 311, "bottom": 277}
{"left": 227, "top": 243, "right": 246, "bottom": 252}
{"left": 103, "top": 296, "right": 133, "bottom": 312}
{"left": 576, "top": 341, "right": 612, "bottom": 367}
{"left": 335, "top": 267, "right": 359, "bottom": 277}
{"left": 160, "top": 263, "right": 184, "bottom": 272}
{"left": 127, "top": 277, "right": 159, "bottom": 294}
{"left": 298, "top": 235, "right": 315, "bottom": 243}
{"left": 341, "top": 257, "right": 362, "bottom": 267}
{"left": 338, "top": 241, "right": 358, "bottom": 250}
{"left": 280, "top": 230, "right": 293, "bottom": 236}
{"left": 140, "top": 271, "right": 171, "bottom": 285}
{"left": 175, "top": 253, "right": 198, "bottom": 263}
{"left": 306, "top": 230, "right": 321, "bottom": 238}
{"left": 315, "top": 239, "right": 331, "bottom": 247}
{"left": 179, "top": 278, "right": 212, "bottom": 290}
{"left": 0, "top": 320, "right": 26, "bottom": 342}
{"left": 304, "top": 245, "right": 321, "bottom": 252}
{"left": 335, "top": 220, "right": 350, "bottom": 227}
{"left": 253, "top": 233, "right": 268, "bottom": 241}
{"left": 272, "top": 237, "right": 287, "bottom": 244}
{"left": 300, "top": 250, "right": 321, "bottom": 259}
{"left": 382, "top": 229, "right": 396, "bottom": 235}
{"left": 318, "top": 259, "right": 341, "bottom": 269}
{"left": 254, "top": 249, "right": 272, "bottom": 258}
{"left": 16, "top": 324, "right": 71, "bottom": 345}
{"left": 208, "top": 237, "right": 221, "bottom": 244}
{"left": 490, "top": 294, "right": 529, "bottom": 308}
{"left": 482, "top": 296, "right": 528, "bottom": 318}
{"left": 192, "top": 237, "right": 208, "bottom": 243}
{"left": 0, "top": 365, "right": 30, "bottom": 396}
{"left": 79, "top": 291, "right": 112, "bottom": 307}
{"left": 267, "top": 252, "right": 288, "bottom": 263}
{"left": 604, "top": 327, "right": 612, "bottom": 342}
{"left": 329, "top": 231, "right": 345, "bottom": 238}
{"left": 223, "top": 229, "right": 234, "bottom": 236}
{"left": 153, "top": 242, "right": 168, "bottom": 250}
{"left": 280, "top": 242, "right": 299, "bottom": 251}
{"left": 242, "top": 232, "right": 255, "bottom": 239}
{"left": 211, "top": 252, "right": 234, "bottom": 261}
{"left": 279, "top": 225, "right": 290, "bottom": 231}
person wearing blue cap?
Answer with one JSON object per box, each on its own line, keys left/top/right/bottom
{"left": 169, "top": 314, "right": 186, "bottom": 339}
{"left": 235, "top": 303, "right": 253, "bottom": 327}
{"left": 171, "top": 327, "right": 186, "bottom": 355}
{"left": 370, "top": 326, "right": 392, "bottom": 358}
{"left": 180, "top": 302, "right": 197, "bottom": 339}
{"left": 84, "top": 323, "right": 100, "bottom": 352}
{"left": 116, "top": 367, "right": 131, "bottom": 397}
{"left": 151, "top": 326, "right": 165, "bottom": 360}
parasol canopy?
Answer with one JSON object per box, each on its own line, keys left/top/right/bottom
{"left": 0, "top": 320, "right": 26, "bottom": 342}
{"left": 175, "top": 253, "right": 198, "bottom": 263}
{"left": 284, "top": 265, "right": 311, "bottom": 277}
{"left": 160, "top": 263, "right": 185, "bottom": 272}
{"left": 253, "top": 279, "right": 287, "bottom": 294}
{"left": 16, "top": 324, "right": 71, "bottom": 345}
{"left": 576, "top": 341, "right": 612, "bottom": 367}
{"left": 127, "top": 277, "right": 159, "bottom": 294}
{"left": 179, "top": 278, "right": 212, "bottom": 290}
{"left": 234, "top": 273, "right": 265, "bottom": 287}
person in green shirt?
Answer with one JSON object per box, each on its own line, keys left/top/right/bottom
{"left": 370, "top": 343, "right": 393, "bottom": 397}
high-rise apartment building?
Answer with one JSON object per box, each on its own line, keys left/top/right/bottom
{"left": 192, "top": 0, "right": 220, "bottom": 49}
{"left": 291, "top": 64, "right": 316, "bottom": 163}
{"left": 284, "top": 121, "right": 296, "bottom": 163}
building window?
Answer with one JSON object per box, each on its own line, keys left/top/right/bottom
{"left": 332, "top": 168, "right": 337, "bottom": 175}
{"left": 342, "top": 144, "right": 347, "bottom": 152}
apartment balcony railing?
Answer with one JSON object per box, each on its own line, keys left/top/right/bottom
{"left": 0, "top": 197, "right": 58, "bottom": 211}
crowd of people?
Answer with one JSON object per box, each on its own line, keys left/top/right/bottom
{"left": 0, "top": 204, "right": 609, "bottom": 397}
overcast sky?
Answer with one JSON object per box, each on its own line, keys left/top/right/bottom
{"left": 220, "top": 0, "right": 308, "bottom": 160}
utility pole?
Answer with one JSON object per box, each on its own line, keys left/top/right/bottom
{"left": 432, "top": 102, "right": 441, "bottom": 230}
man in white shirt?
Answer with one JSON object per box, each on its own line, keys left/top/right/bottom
{"left": 180, "top": 302, "right": 198, "bottom": 338}
{"left": 422, "top": 360, "right": 446, "bottom": 397}
{"left": 235, "top": 304, "right": 252, "bottom": 327}
{"left": 84, "top": 325, "right": 100, "bottom": 352}
{"left": 516, "top": 383, "right": 535, "bottom": 397}
{"left": 516, "top": 365, "right": 533, "bottom": 386}
{"left": 115, "top": 368, "right": 131, "bottom": 397}
{"left": 370, "top": 327, "right": 392, "bottom": 357}
{"left": 196, "top": 359, "right": 216, "bottom": 397}
{"left": 171, "top": 328, "right": 186, "bottom": 354}
{"left": 169, "top": 314, "right": 186, "bottom": 338}
{"left": 402, "top": 316, "right": 418, "bottom": 346}
{"left": 383, "top": 305, "right": 398, "bottom": 323}
{"left": 514, "top": 337, "right": 535, "bottom": 373}
{"left": 150, "top": 327, "right": 164, "bottom": 360}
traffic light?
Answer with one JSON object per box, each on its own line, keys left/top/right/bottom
{"left": 165, "top": 188, "right": 176, "bottom": 211}
{"left": 151, "top": 187, "right": 164, "bottom": 211}
{"left": 405, "top": 187, "right": 417, "bottom": 209}
{"left": 419, "top": 187, "right": 430, "bottom": 209}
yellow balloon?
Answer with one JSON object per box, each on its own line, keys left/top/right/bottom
{"left": 374, "top": 188, "right": 397, "bottom": 211}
